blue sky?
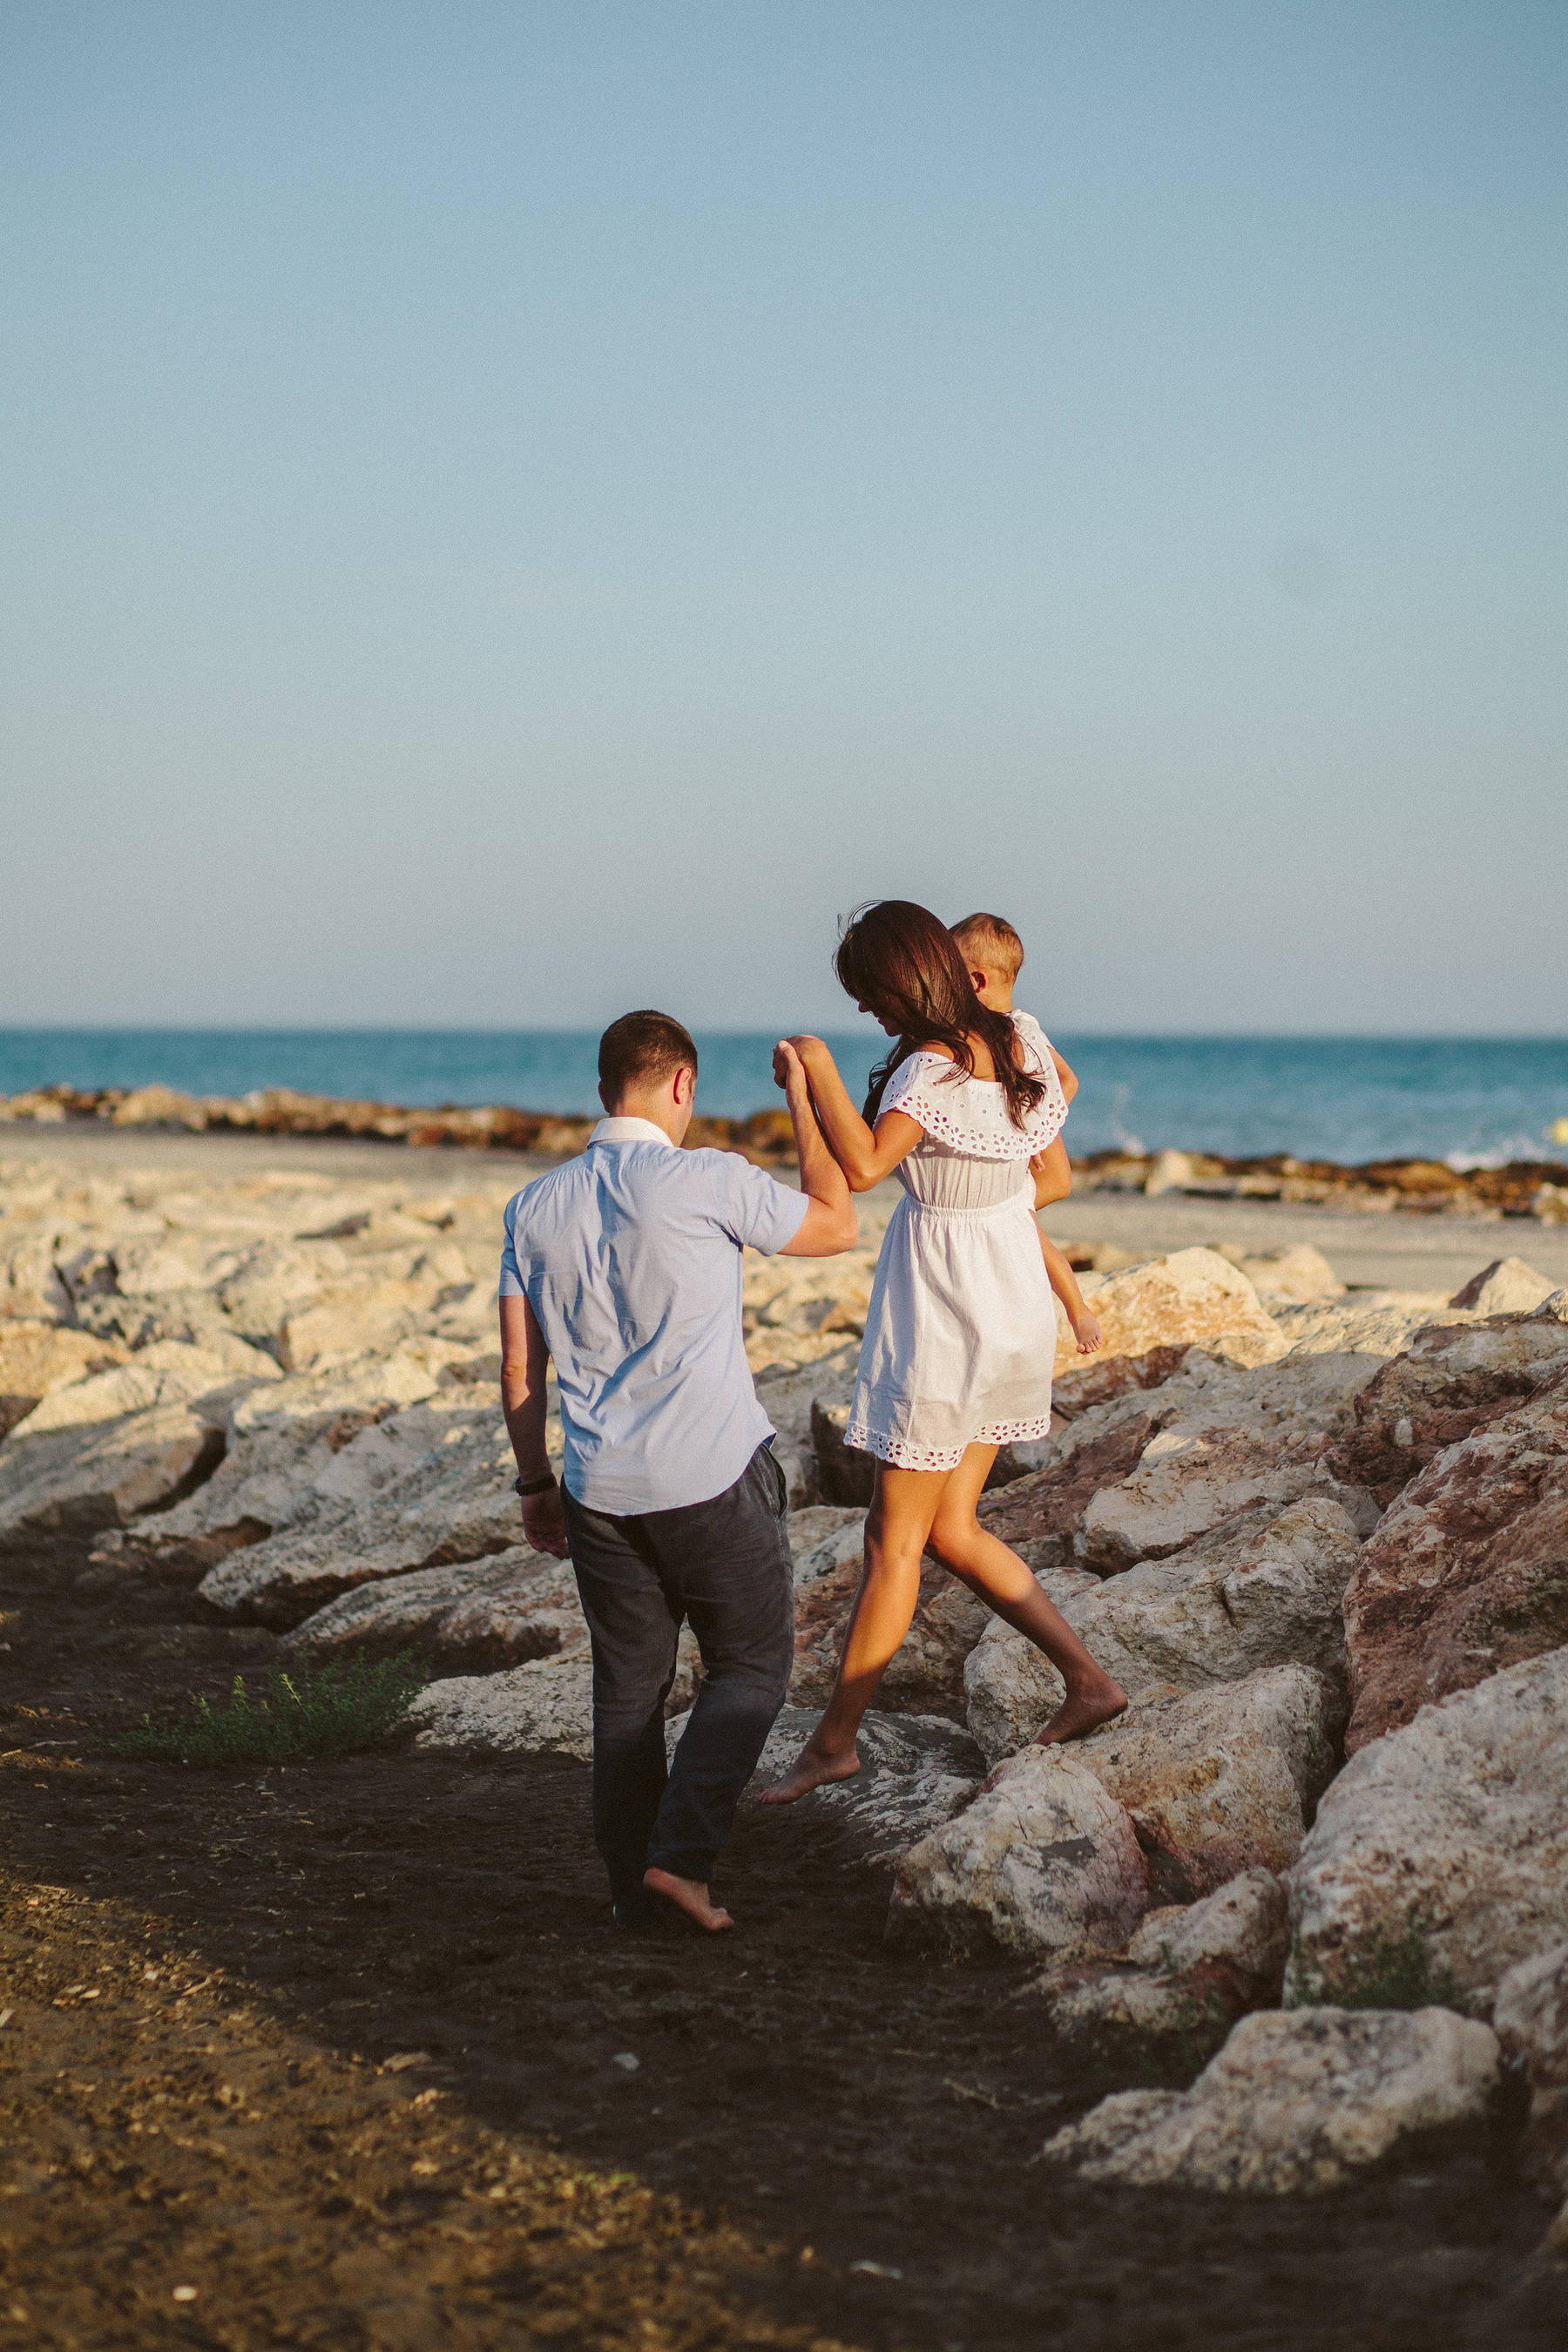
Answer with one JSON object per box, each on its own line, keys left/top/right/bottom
{"left": 3, "top": 3, "right": 1564, "bottom": 1033}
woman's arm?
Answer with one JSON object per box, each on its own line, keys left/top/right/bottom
{"left": 1049, "top": 1045, "right": 1078, "bottom": 1104}
{"left": 774, "top": 1036, "right": 924, "bottom": 1193}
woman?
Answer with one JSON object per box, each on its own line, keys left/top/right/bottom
{"left": 760, "top": 900, "right": 1126, "bottom": 1807}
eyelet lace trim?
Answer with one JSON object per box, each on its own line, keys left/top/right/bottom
{"left": 844, "top": 1410, "right": 1056, "bottom": 1472}
{"left": 881, "top": 1021, "right": 1067, "bottom": 1161}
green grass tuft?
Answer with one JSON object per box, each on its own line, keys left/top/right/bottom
{"left": 115, "top": 1652, "right": 425, "bottom": 1767}
{"left": 1286, "top": 1915, "right": 1462, "bottom": 2013}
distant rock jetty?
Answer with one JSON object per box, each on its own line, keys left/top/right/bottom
{"left": 0, "top": 1083, "right": 796, "bottom": 1166}
{"left": 2, "top": 1084, "right": 1565, "bottom": 1220}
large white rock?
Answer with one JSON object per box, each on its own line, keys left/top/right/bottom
{"left": 0, "top": 1320, "right": 127, "bottom": 1439}
{"left": 198, "top": 1394, "right": 531, "bottom": 1626}
{"left": 10, "top": 1339, "right": 277, "bottom": 1436}
{"left": 1071, "top": 1666, "right": 1339, "bottom": 1903}
{"left": 963, "top": 1501, "right": 1360, "bottom": 1760}
{"left": 284, "top": 1544, "right": 585, "bottom": 1670}
{"left": 1449, "top": 1258, "right": 1560, "bottom": 1316}
{"left": 1080, "top": 1423, "right": 1329, "bottom": 1574}
{"left": 1040, "top": 2006, "right": 1500, "bottom": 2192}
{"left": 409, "top": 1655, "right": 595, "bottom": 1761}
{"left": 1056, "top": 1248, "right": 1284, "bottom": 1382}
{"left": 750, "top": 1346, "right": 861, "bottom": 1505}
{"left": 1288, "top": 1646, "right": 1568, "bottom": 2011}
{"left": 886, "top": 1744, "right": 1150, "bottom": 1960}
{"left": 0, "top": 1402, "right": 223, "bottom": 1559}
{"left": 1038, "top": 1869, "right": 1290, "bottom": 2059}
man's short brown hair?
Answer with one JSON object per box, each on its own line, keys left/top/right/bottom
{"left": 950, "top": 912, "right": 1024, "bottom": 982}
{"left": 597, "top": 1010, "right": 699, "bottom": 1110}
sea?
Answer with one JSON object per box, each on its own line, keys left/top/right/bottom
{"left": 3, "top": 1031, "right": 1567, "bottom": 1170}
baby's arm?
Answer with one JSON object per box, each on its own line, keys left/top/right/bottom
{"left": 1039, "top": 1227, "right": 1102, "bottom": 1355}
{"left": 1031, "top": 1136, "right": 1071, "bottom": 1210}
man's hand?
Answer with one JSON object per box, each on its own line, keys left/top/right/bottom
{"left": 773, "top": 1036, "right": 825, "bottom": 1093}
{"left": 522, "top": 1483, "right": 571, "bottom": 1559}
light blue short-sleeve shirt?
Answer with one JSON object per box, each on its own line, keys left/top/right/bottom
{"left": 500, "top": 1116, "right": 810, "bottom": 1515}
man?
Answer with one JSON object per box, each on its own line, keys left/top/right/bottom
{"left": 498, "top": 1010, "right": 857, "bottom": 1933}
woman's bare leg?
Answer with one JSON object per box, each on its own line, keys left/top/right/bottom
{"left": 927, "top": 1446, "right": 1127, "bottom": 1745}
{"left": 756, "top": 1459, "right": 950, "bottom": 1804}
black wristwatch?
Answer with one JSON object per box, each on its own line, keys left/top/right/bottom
{"left": 514, "top": 1472, "right": 558, "bottom": 1498}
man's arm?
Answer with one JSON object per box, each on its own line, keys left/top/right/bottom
{"left": 498, "top": 1291, "right": 569, "bottom": 1558}
{"left": 774, "top": 1038, "right": 861, "bottom": 1256}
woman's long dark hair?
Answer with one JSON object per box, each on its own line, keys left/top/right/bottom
{"left": 835, "top": 899, "right": 1046, "bottom": 1131}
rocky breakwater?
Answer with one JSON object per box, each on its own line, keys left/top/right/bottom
{"left": 9, "top": 1145, "right": 1568, "bottom": 2227}
{"left": 1076, "top": 1147, "right": 1568, "bottom": 1226}
{"left": 0, "top": 1084, "right": 799, "bottom": 1166}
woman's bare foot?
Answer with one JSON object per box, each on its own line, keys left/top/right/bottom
{"left": 642, "top": 1867, "right": 733, "bottom": 1933}
{"left": 1033, "top": 1677, "right": 1128, "bottom": 1747}
{"left": 754, "top": 1741, "right": 861, "bottom": 1806}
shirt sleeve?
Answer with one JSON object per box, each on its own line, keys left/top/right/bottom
{"left": 713, "top": 1155, "right": 812, "bottom": 1255}
{"left": 498, "top": 1198, "right": 525, "bottom": 1297}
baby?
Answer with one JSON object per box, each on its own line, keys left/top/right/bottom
{"left": 950, "top": 912, "right": 1103, "bottom": 1357}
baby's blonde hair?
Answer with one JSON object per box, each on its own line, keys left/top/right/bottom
{"left": 951, "top": 911, "right": 1024, "bottom": 983}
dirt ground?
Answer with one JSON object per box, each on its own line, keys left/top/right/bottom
{"left": 3, "top": 1557, "right": 1566, "bottom": 2352}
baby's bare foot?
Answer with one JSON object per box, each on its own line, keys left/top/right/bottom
{"left": 1033, "top": 1678, "right": 1128, "bottom": 1747}
{"left": 642, "top": 1867, "right": 733, "bottom": 1933}
{"left": 755, "top": 1742, "right": 861, "bottom": 1806}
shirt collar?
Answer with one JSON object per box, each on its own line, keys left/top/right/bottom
{"left": 590, "top": 1116, "right": 678, "bottom": 1149}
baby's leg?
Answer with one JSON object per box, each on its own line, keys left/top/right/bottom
{"left": 757, "top": 1461, "right": 948, "bottom": 1805}
{"left": 928, "top": 1447, "right": 1126, "bottom": 1745}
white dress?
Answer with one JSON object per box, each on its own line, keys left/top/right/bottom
{"left": 844, "top": 1013, "right": 1069, "bottom": 1472}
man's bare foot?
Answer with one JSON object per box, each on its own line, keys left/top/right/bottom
{"left": 1033, "top": 1678, "right": 1128, "bottom": 1747}
{"left": 642, "top": 1867, "right": 733, "bottom": 1933}
{"left": 755, "top": 1742, "right": 861, "bottom": 1806}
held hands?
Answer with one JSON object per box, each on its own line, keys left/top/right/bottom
{"left": 774, "top": 1036, "right": 823, "bottom": 1102}
{"left": 521, "top": 1484, "right": 571, "bottom": 1560}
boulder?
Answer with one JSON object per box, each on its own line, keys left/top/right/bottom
{"left": 1325, "top": 1299, "right": 1568, "bottom": 1506}
{"left": 786, "top": 1505, "right": 864, "bottom": 1584}
{"left": 1226, "top": 1246, "right": 1345, "bottom": 1305}
{"left": 0, "top": 1321, "right": 128, "bottom": 1441}
{"left": 1071, "top": 1666, "right": 1340, "bottom": 1903}
{"left": 1492, "top": 1943, "right": 1568, "bottom": 2213}
{"left": 1081, "top": 1423, "right": 1333, "bottom": 1575}
{"left": 1342, "top": 1375, "right": 1568, "bottom": 1751}
{"left": 1037, "top": 1869, "right": 1290, "bottom": 2065}
{"left": 1040, "top": 2006, "right": 1500, "bottom": 2193}
{"left": 283, "top": 1545, "right": 585, "bottom": 1671}
{"left": 965, "top": 1499, "right": 1362, "bottom": 1754}
{"left": 746, "top": 1707, "right": 984, "bottom": 1867}
{"left": 887, "top": 1743, "right": 1150, "bottom": 1960}
{"left": 6, "top": 1339, "right": 278, "bottom": 1438}
{"left": 1055, "top": 1249, "right": 1284, "bottom": 1382}
{"left": 278, "top": 1277, "right": 453, "bottom": 1372}
{"left": 1266, "top": 1294, "right": 1463, "bottom": 1363}
{"left": 0, "top": 1403, "right": 224, "bottom": 1564}
{"left": 1288, "top": 1646, "right": 1568, "bottom": 2011}
{"left": 198, "top": 1396, "right": 531, "bottom": 1627}
{"left": 409, "top": 1656, "right": 595, "bottom": 1762}
{"left": 1450, "top": 1258, "right": 1559, "bottom": 1316}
